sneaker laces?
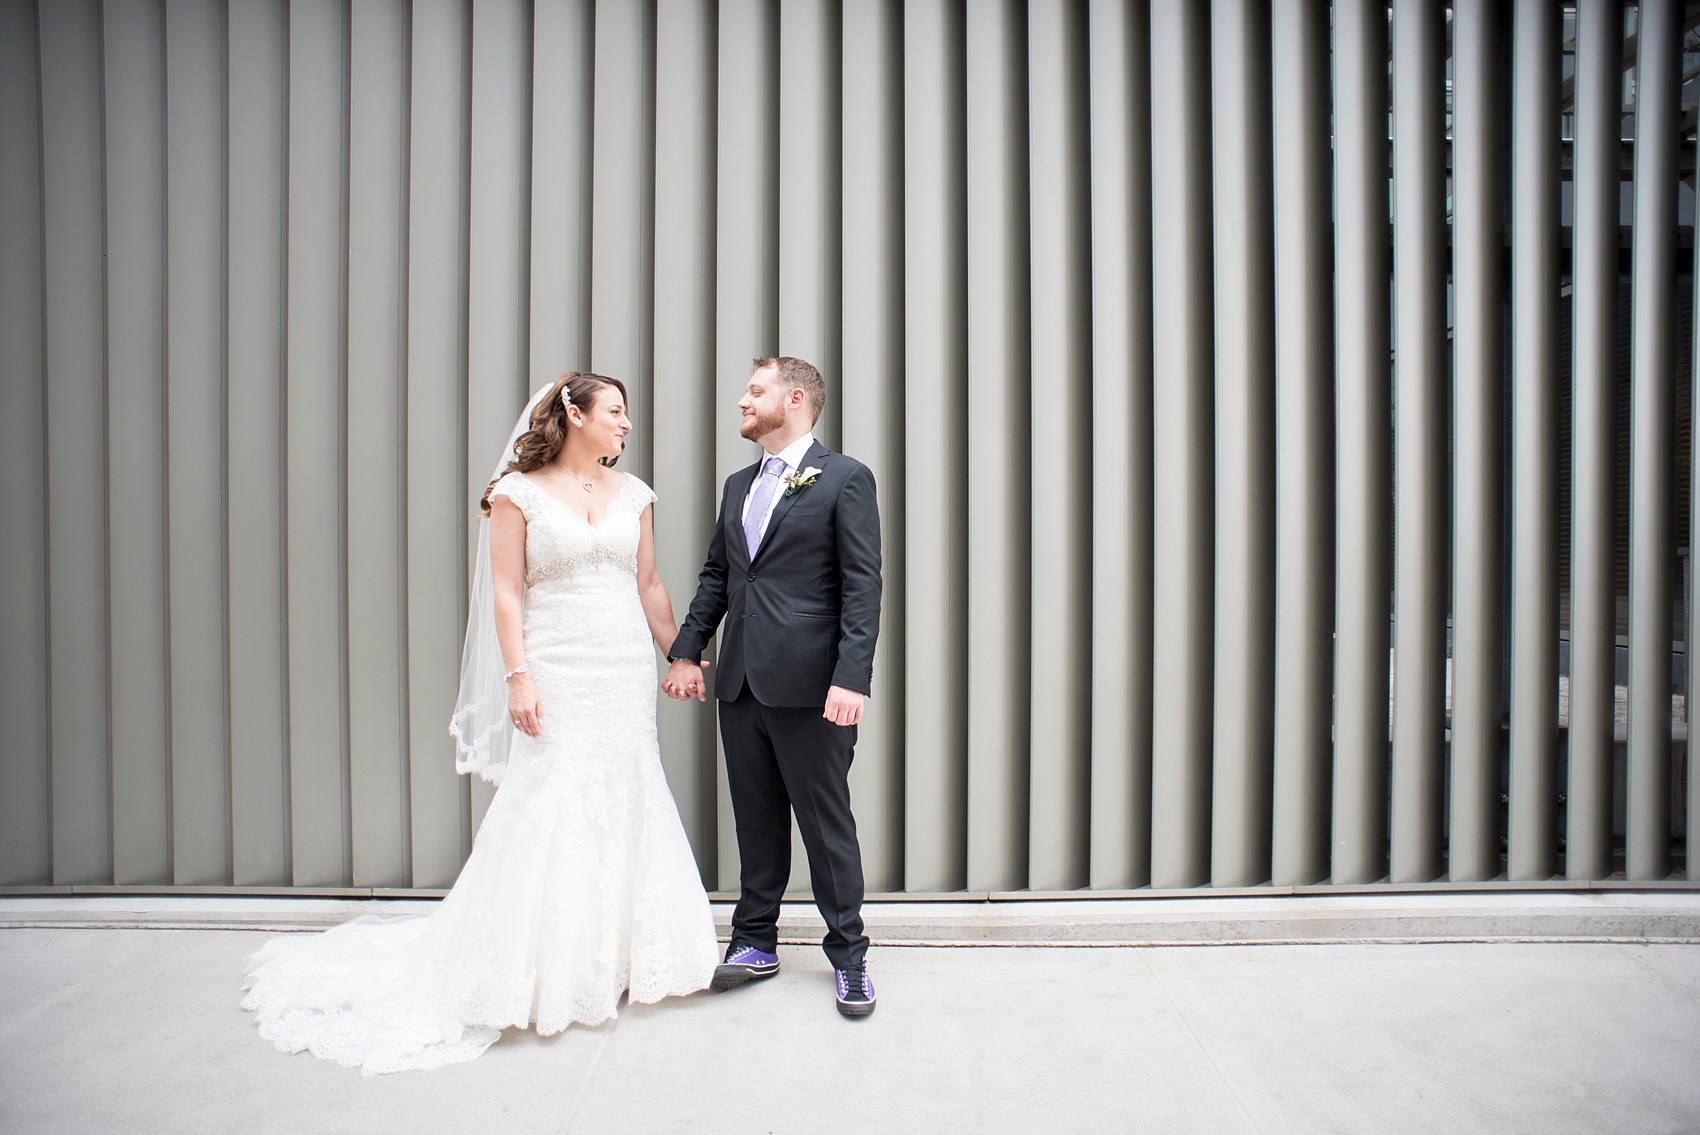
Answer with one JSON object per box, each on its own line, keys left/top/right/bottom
{"left": 839, "top": 966, "right": 869, "bottom": 999}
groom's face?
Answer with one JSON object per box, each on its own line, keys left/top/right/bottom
{"left": 737, "top": 366, "right": 792, "bottom": 443}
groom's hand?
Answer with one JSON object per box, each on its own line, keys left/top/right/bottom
{"left": 823, "top": 686, "right": 864, "bottom": 727}
{"left": 664, "top": 658, "right": 710, "bottom": 702}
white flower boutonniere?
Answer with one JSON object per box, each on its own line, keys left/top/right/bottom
{"left": 783, "top": 466, "right": 822, "bottom": 497}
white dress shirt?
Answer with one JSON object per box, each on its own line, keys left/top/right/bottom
{"left": 740, "top": 432, "right": 816, "bottom": 550}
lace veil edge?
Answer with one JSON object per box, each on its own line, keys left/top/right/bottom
{"left": 447, "top": 382, "right": 557, "bottom": 786}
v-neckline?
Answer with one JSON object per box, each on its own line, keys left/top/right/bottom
{"left": 522, "top": 472, "right": 625, "bottom": 529}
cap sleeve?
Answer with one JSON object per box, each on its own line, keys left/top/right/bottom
{"left": 489, "top": 472, "right": 539, "bottom": 522}
{"left": 623, "top": 473, "right": 657, "bottom": 510}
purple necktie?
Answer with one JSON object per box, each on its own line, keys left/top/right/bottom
{"left": 743, "top": 456, "right": 787, "bottom": 559}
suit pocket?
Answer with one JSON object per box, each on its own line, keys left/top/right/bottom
{"left": 793, "top": 611, "right": 837, "bottom": 622}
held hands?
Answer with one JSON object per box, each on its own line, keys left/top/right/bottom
{"left": 660, "top": 661, "right": 861, "bottom": 725}
{"left": 507, "top": 674, "right": 543, "bottom": 737}
{"left": 823, "top": 685, "right": 864, "bottom": 727}
{"left": 663, "top": 658, "right": 711, "bottom": 702}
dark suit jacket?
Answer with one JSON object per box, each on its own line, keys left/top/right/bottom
{"left": 671, "top": 440, "right": 882, "bottom": 707}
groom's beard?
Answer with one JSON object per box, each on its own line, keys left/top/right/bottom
{"left": 739, "top": 405, "right": 786, "bottom": 443}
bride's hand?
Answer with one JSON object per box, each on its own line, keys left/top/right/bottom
{"left": 508, "top": 675, "right": 543, "bottom": 737}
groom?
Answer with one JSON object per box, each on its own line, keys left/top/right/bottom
{"left": 663, "top": 356, "right": 882, "bottom": 1020}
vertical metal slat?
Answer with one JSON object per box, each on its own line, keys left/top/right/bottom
{"left": 285, "top": 0, "right": 351, "bottom": 886}
{"left": 164, "top": 0, "right": 233, "bottom": 885}
{"left": 1027, "top": 0, "right": 1092, "bottom": 891}
{"left": 345, "top": 0, "right": 411, "bottom": 888}
{"left": 839, "top": 0, "right": 907, "bottom": 894}
{"left": 652, "top": 0, "right": 720, "bottom": 880}
{"left": 1567, "top": 0, "right": 1622, "bottom": 881}
{"left": 1389, "top": 0, "right": 1448, "bottom": 884}
{"left": 964, "top": 0, "right": 1029, "bottom": 893}
{"left": 1148, "top": 0, "right": 1214, "bottom": 889}
{"left": 528, "top": 0, "right": 593, "bottom": 386}
{"left": 1448, "top": 0, "right": 1507, "bottom": 882}
{"left": 1087, "top": 0, "right": 1154, "bottom": 890}
{"left": 1508, "top": 0, "right": 1561, "bottom": 881}
{"left": 404, "top": 0, "right": 473, "bottom": 887}
{"left": 901, "top": 0, "right": 968, "bottom": 892}
{"left": 103, "top": 0, "right": 173, "bottom": 886}
{"left": 1626, "top": 0, "right": 1678, "bottom": 881}
{"left": 590, "top": 0, "right": 655, "bottom": 477}
{"left": 0, "top": 0, "right": 54, "bottom": 886}
{"left": 1209, "top": 0, "right": 1276, "bottom": 888}
{"left": 40, "top": 0, "right": 115, "bottom": 885}
{"left": 1330, "top": 0, "right": 1392, "bottom": 885}
{"left": 1270, "top": 0, "right": 1335, "bottom": 887}
{"left": 227, "top": 0, "right": 292, "bottom": 887}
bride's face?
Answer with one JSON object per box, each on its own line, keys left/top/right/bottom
{"left": 572, "top": 387, "right": 631, "bottom": 460}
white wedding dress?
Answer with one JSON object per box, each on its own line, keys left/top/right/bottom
{"left": 242, "top": 471, "right": 719, "bottom": 1075}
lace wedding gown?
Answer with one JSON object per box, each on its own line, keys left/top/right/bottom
{"left": 242, "top": 472, "right": 719, "bottom": 1075}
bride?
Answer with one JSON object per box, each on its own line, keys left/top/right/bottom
{"left": 241, "top": 372, "right": 719, "bottom": 1075}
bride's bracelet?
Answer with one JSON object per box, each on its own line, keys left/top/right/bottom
{"left": 504, "top": 664, "right": 529, "bottom": 682}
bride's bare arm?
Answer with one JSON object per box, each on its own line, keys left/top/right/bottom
{"left": 635, "top": 504, "right": 681, "bottom": 655}
{"left": 489, "top": 496, "right": 542, "bottom": 737}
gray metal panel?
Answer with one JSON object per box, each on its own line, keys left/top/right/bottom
{"left": 653, "top": 0, "right": 719, "bottom": 882}
{"left": 1269, "top": 0, "right": 1334, "bottom": 888}
{"left": 778, "top": 0, "right": 841, "bottom": 451}
{"left": 1625, "top": 0, "right": 1677, "bottom": 881}
{"left": 405, "top": 0, "right": 473, "bottom": 888}
{"left": 286, "top": 0, "right": 351, "bottom": 886}
{"left": 528, "top": 0, "right": 592, "bottom": 386}
{"left": 346, "top": 0, "right": 412, "bottom": 888}
{"left": 714, "top": 0, "right": 778, "bottom": 890}
{"left": 226, "top": 0, "right": 292, "bottom": 887}
{"left": 1446, "top": 0, "right": 1505, "bottom": 883}
{"left": 1508, "top": 0, "right": 1560, "bottom": 881}
{"left": 839, "top": 0, "right": 905, "bottom": 895}
{"left": 1208, "top": 0, "right": 1275, "bottom": 888}
{"left": 102, "top": 0, "right": 173, "bottom": 886}
{"left": 901, "top": 0, "right": 967, "bottom": 892}
{"left": 0, "top": 0, "right": 53, "bottom": 887}
{"left": 164, "top": 0, "right": 232, "bottom": 886}
{"left": 465, "top": 0, "right": 532, "bottom": 834}
{"left": 1329, "top": 0, "right": 1391, "bottom": 885}
{"left": 13, "top": 0, "right": 1696, "bottom": 899}
{"left": 1086, "top": 0, "right": 1153, "bottom": 891}
{"left": 40, "top": 0, "right": 114, "bottom": 885}
{"left": 964, "top": 0, "right": 1029, "bottom": 893}
{"left": 1566, "top": 0, "right": 1621, "bottom": 881}
{"left": 1026, "top": 0, "right": 1091, "bottom": 892}
{"left": 1147, "top": 0, "right": 1214, "bottom": 890}
{"left": 590, "top": 0, "right": 654, "bottom": 478}
{"left": 1389, "top": 0, "right": 1448, "bottom": 885}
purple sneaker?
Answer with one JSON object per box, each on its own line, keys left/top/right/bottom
{"left": 711, "top": 945, "right": 780, "bottom": 992}
{"left": 834, "top": 964, "right": 876, "bottom": 1018}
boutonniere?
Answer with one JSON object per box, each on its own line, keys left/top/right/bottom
{"left": 783, "top": 466, "right": 822, "bottom": 497}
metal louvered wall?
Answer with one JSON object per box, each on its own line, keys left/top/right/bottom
{"left": 0, "top": 0, "right": 1695, "bottom": 897}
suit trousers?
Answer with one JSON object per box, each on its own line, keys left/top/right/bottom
{"left": 718, "top": 686, "right": 868, "bottom": 968}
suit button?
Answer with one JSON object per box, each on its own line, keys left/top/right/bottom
{"left": 747, "top": 572, "right": 756, "bottom": 581}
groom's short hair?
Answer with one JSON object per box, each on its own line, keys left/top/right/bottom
{"left": 753, "top": 356, "right": 825, "bottom": 425}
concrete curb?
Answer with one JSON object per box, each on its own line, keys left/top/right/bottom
{"left": 5, "top": 892, "right": 1698, "bottom": 946}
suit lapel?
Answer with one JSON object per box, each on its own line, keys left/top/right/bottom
{"left": 751, "top": 441, "right": 830, "bottom": 565}
{"left": 729, "top": 462, "right": 760, "bottom": 567}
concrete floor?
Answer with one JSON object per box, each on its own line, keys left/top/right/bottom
{"left": 2, "top": 929, "right": 1699, "bottom": 1134}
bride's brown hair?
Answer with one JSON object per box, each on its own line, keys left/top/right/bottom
{"left": 480, "top": 371, "right": 628, "bottom": 515}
